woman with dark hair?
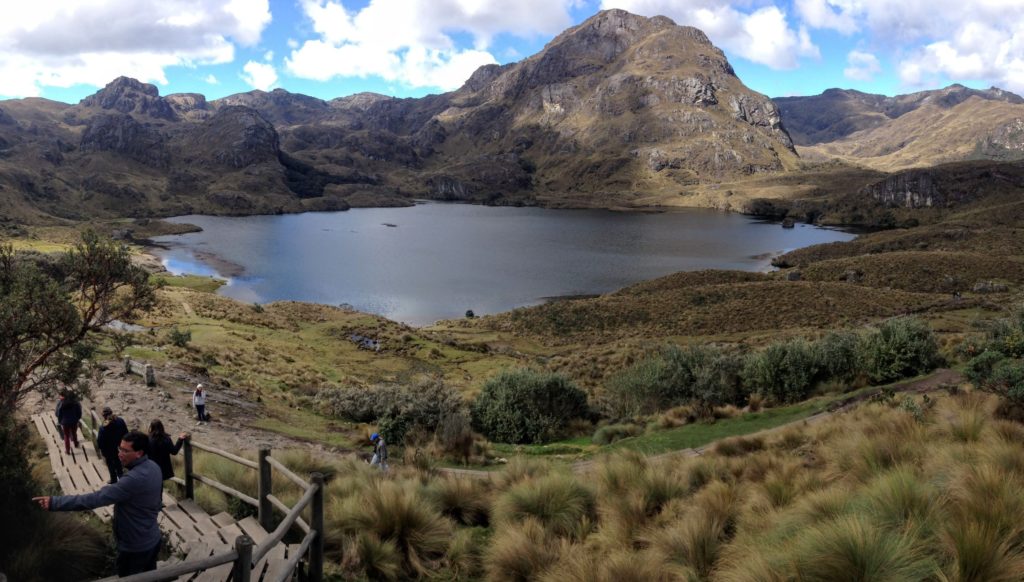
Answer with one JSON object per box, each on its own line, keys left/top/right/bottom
{"left": 148, "top": 420, "right": 189, "bottom": 481}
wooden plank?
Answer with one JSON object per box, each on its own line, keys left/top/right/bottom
{"left": 261, "top": 557, "right": 294, "bottom": 582}
{"left": 174, "top": 542, "right": 211, "bottom": 582}
{"left": 211, "top": 512, "right": 235, "bottom": 528}
{"left": 178, "top": 499, "right": 221, "bottom": 536}
{"left": 217, "top": 523, "right": 244, "bottom": 547}
{"left": 236, "top": 517, "right": 270, "bottom": 545}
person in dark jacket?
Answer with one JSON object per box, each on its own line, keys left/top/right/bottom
{"left": 98, "top": 407, "right": 129, "bottom": 484}
{"left": 33, "top": 430, "right": 164, "bottom": 576}
{"left": 57, "top": 391, "right": 83, "bottom": 454}
{"left": 148, "top": 419, "right": 189, "bottom": 481}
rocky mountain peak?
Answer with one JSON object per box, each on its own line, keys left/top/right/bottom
{"left": 213, "top": 89, "right": 330, "bottom": 125}
{"left": 185, "top": 105, "right": 281, "bottom": 169}
{"left": 79, "top": 76, "right": 177, "bottom": 121}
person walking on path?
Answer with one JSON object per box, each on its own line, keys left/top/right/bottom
{"left": 370, "top": 432, "right": 388, "bottom": 471}
{"left": 33, "top": 430, "right": 164, "bottom": 577}
{"left": 148, "top": 419, "right": 189, "bottom": 481}
{"left": 98, "top": 407, "right": 129, "bottom": 484}
{"left": 192, "top": 384, "right": 207, "bottom": 424}
{"left": 57, "top": 391, "right": 82, "bottom": 454}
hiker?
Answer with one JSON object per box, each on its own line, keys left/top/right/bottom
{"left": 55, "top": 393, "right": 64, "bottom": 439}
{"left": 192, "top": 384, "right": 207, "bottom": 423}
{"left": 148, "top": 420, "right": 189, "bottom": 481}
{"left": 57, "top": 391, "right": 82, "bottom": 454}
{"left": 33, "top": 430, "right": 163, "bottom": 576}
{"left": 370, "top": 432, "right": 388, "bottom": 471}
{"left": 98, "top": 407, "right": 129, "bottom": 484}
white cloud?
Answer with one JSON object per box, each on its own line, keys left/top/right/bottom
{"left": 601, "top": 0, "right": 819, "bottom": 70}
{"left": 263, "top": 50, "right": 274, "bottom": 62}
{"left": 286, "top": 0, "right": 576, "bottom": 90}
{"left": 0, "top": 0, "right": 271, "bottom": 97}
{"left": 795, "top": 0, "right": 1024, "bottom": 92}
{"left": 844, "top": 50, "right": 881, "bottom": 81}
{"left": 794, "top": 0, "right": 858, "bottom": 35}
{"left": 241, "top": 60, "right": 277, "bottom": 90}
{"left": 205, "top": 74, "right": 220, "bottom": 84}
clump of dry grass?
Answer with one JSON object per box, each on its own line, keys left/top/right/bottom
{"left": 492, "top": 472, "right": 596, "bottom": 540}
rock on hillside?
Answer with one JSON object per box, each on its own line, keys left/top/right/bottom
{"left": 214, "top": 89, "right": 333, "bottom": 126}
{"left": 78, "top": 76, "right": 178, "bottom": 121}
{"left": 181, "top": 106, "right": 281, "bottom": 169}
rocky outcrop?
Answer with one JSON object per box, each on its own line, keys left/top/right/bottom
{"left": 79, "top": 76, "right": 177, "bottom": 121}
{"left": 214, "top": 89, "right": 331, "bottom": 125}
{"left": 183, "top": 106, "right": 280, "bottom": 169}
{"left": 79, "top": 113, "right": 168, "bottom": 168}
{"left": 862, "top": 164, "right": 1024, "bottom": 209}
{"left": 165, "top": 93, "right": 212, "bottom": 121}
{"left": 0, "top": 107, "right": 15, "bottom": 126}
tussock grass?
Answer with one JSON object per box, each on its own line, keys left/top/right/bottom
{"left": 426, "top": 476, "right": 493, "bottom": 526}
{"left": 492, "top": 473, "right": 596, "bottom": 539}
{"left": 790, "top": 515, "right": 936, "bottom": 581}
{"left": 483, "top": 518, "right": 561, "bottom": 582}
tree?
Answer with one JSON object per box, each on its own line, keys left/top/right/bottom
{"left": 0, "top": 231, "right": 156, "bottom": 408}
{"left": 471, "top": 368, "right": 589, "bottom": 444}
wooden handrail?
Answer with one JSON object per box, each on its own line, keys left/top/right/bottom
{"left": 253, "top": 482, "right": 319, "bottom": 563}
{"left": 267, "top": 494, "right": 310, "bottom": 533}
{"left": 192, "top": 474, "right": 258, "bottom": 507}
{"left": 190, "top": 441, "right": 259, "bottom": 469}
{"left": 94, "top": 546, "right": 239, "bottom": 582}
{"left": 266, "top": 456, "right": 310, "bottom": 489}
{"left": 268, "top": 529, "right": 318, "bottom": 582}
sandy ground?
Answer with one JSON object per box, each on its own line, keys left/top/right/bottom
{"left": 24, "top": 360, "right": 322, "bottom": 455}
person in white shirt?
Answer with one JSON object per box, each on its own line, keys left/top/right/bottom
{"left": 192, "top": 384, "right": 207, "bottom": 423}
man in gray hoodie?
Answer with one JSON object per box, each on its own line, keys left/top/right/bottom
{"left": 33, "top": 430, "right": 163, "bottom": 576}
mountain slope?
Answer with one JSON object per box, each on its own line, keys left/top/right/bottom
{"left": 776, "top": 85, "right": 1024, "bottom": 171}
{"left": 0, "top": 9, "right": 798, "bottom": 222}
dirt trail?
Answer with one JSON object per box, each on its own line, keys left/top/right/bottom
{"left": 24, "top": 361, "right": 321, "bottom": 454}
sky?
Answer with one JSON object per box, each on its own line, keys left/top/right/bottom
{"left": 2, "top": 0, "right": 1024, "bottom": 104}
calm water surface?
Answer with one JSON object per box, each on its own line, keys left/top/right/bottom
{"left": 153, "top": 203, "right": 855, "bottom": 326}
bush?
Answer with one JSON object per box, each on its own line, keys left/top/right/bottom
{"left": 317, "top": 377, "right": 466, "bottom": 442}
{"left": 471, "top": 369, "right": 589, "bottom": 444}
{"left": 860, "top": 317, "right": 941, "bottom": 384}
{"left": 602, "top": 357, "right": 669, "bottom": 418}
{"left": 168, "top": 327, "right": 191, "bottom": 348}
{"left": 814, "top": 331, "right": 862, "bottom": 385}
{"left": 601, "top": 344, "right": 742, "bottom": 418}
{"left": 742, "top": 339, "right": 820, "bottom": 403}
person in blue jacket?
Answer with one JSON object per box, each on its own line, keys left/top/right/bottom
{"left": 33, "top": 430, "right": 164, "bottom": 576}
{"left": 56, "top": 391, "right": 82, "bottom": 454}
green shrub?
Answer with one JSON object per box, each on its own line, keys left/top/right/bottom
{"left": 167, "top": 326, "right": 191, "bottom": 347}
{"left": 602, "top": 344, "right": 743, "bottom": 418}
{"left": 317, "top": 377, "right": 466, "bottom": 443}
{"left": 602, "top": 356, "right": 669, "bottom": 418}
{"left": 471, "top": 369, "right": 589, "bottom": 444}
{"left": 662, "top": 344, "right": 744, "bottom": 417}
{"left": 814, "top": 331, "right": 862, "bottom": 385}
{"left": 860, "top": 317, "right": 941, "bottom": 384}
{"left": 742, "top": 339, "right": 820, "bottom": 403}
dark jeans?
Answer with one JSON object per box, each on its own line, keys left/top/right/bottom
{"left": 196, "top": 404, "right": 206, "bottom": 421}
{"left": 116, "top": 541, "right": 160, "bottom": 576}
{"left": 104, "top": 453, "right": 123, "bottom": 483}
{"left": 61, "top": 422, "right": 79, "bottom": 451}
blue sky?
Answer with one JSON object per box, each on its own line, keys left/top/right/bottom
{"left": 2, "top": 0, "right": 1022, "bottom": 104}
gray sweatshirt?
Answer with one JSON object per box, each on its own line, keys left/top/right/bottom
{"left": 50, "top": 456, "right": 163, "bottom": 552}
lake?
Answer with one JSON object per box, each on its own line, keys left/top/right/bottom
{"left": 152, "top": 203, "right": 856, "bottom": 326}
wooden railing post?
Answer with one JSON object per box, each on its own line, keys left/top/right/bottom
{"left": 145, "top": 364, "right": 156, "bottom": 387}
{"left": 309, "top": 473, "right": 325, "bottom": 582}
{"left": 124, "top": 356, "right": 132, "bottom": 375}
{"left": 184, "top": 438, "right": 195, "bottom": 500}
{"left": 258, "top": 447, "right": 273, "bottom": 532}
{"left": 232, "top": 535, "right": 253, "bottom": 582}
